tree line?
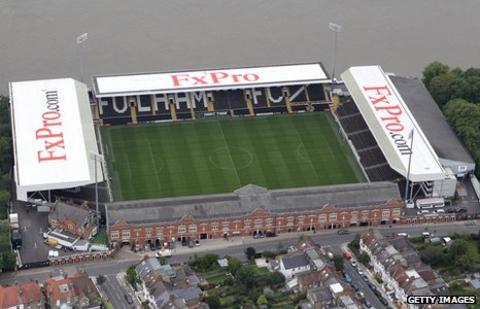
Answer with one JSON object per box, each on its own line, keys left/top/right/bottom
{"left": 423, "top": 62, "right": 480, "bottom": 177}
{"left": 0, "top": 96, "right": 15, "bottom": 271}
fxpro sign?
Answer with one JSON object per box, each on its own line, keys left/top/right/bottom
{"left": 341, "top": 66, "right": 445, "bottom": 181}
{"left": 93, "top": 63, "right": 328, "bottom": 97}
{"left": 9, "top": 78, "right": 98, "bottom": 191}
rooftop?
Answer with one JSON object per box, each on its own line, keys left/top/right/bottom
{"left": 281, "top": 253, "right": 310, "bottom": 270}
{"left": 389, "top": 75, "right": 474, "bottom": 166}
{"left": 107, "top": 182, "right": 402, "bottom": 226}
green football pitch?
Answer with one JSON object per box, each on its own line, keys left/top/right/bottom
{"left": 102, "top": 113, "right": 364, "bottom": 201}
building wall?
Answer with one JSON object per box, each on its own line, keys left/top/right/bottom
{"left": 108, "top": 202, "right": 403, "bottom": 245}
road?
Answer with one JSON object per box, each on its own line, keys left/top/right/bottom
{"left": 1, "top": 221, "right": 478, "bottom": 285}
{"left": 1, "top": 0, "right": 480, "bottom": 93}
{"left": 100, "top": 274, "right": 139, "bottom": 309}
{"left": 343, "top": 259, "right": 384, "bottom": 309}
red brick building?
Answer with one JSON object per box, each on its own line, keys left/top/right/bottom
{"left": 44, "top": 271, "right": 100, "bottom": 309}
{"left": 106, "top": 182, "right": 404, "bottom": 247}
{"left": 48, "top": 201, "right": 97, "bottom": 239}
{"left": 0, "top": 281, "right": 45, "bottom": 309}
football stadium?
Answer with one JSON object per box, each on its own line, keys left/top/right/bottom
{"left": 8, "top": 63, "right": 478, "bottom": 242}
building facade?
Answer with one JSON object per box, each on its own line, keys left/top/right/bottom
{"left": 107, "top": 183, "right": 404, "bottom": 247}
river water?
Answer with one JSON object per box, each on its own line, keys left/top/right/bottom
{"left": 1, "top": 0, "right": 479, "bottom": 93}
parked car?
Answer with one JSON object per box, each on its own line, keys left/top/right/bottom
{"left": 344, "top": 273, "right": 352, "bottom": 283}
{"left": 195, "top": 239, "right": 200, "bottom": 246}
{"left": 380, "top": 297, "right": 389, "bottom": 306}
{"left": 397, "top": 233, "right": 408, "bottom": 237}
{"left": 124, "top": 294, "right": 133, "bottom": 304}
{"left": 337, "top": 229, "right": 350, "bottom": 235}
{"left": 265, "top": 231, "right": 276, "bottom": 237}
{"left": 350, "top": 260, "right": 357, "bottom": 268}
{"left": 156, "top": 249, "right": 173, "bottom": 257}
{"left": 351, "top": 283, "right": 360, "bottom": 291}
{"left": 458, "top": 208, "right": 467, "bottom": 213}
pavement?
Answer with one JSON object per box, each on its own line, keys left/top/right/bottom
{"left": 1, "top": 220, "right": 479, "bottom": 286}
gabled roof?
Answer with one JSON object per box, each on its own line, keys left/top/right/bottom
{"left": 0, "top": 281, "right": 43, "bottom": 307}
{"left": 282, "top": 253, "right": 310, "bottom": 270}
{"left": 49, "top": 201, "right": 93, "bottom": 227}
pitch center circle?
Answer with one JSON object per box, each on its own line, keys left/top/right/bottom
{"left": 209, "top": 146, "right": 254, "bottom": 170}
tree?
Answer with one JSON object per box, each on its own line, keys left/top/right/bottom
{"left": 244, "top": 247, "right": 256, "bottom": 261}
{"left": 358, "top": 252, "right": 370, "bottom": 266}
{"left": 423, "top": 61, "right": 450, "bottom": 89}
{"left": 456, "top": 250, "right": 475, "bottom": 271}
{"left": 428, "top": 71, "right": 458, "bottom": 107}
{"left": 237, "top": 266, "right": 256, "bottom": 288}
{"left": 450, "top": 239, "right": 469, "bottom": 258}
{"left": 227, "top": 256, "right": 242, "bottom": 275}
{"left": 96, "top": 275, "right": 106, "bottom": 285}
{"left": 257, "top": 294, "right": 268, "bottom": 306}
{"left": 333, "top": 255, "right": 344, "bottom": 271}
{"left": 125, "top": 265, "right": 140, "bottom": 288}
{"left": 262, "top": 251, "right": 275, "bottom": 259}
{"left": 190, "top": 254, "right": 219, "bottom": 272}
{"left": 205, "top": 295, "right": 222, "bottom": 309}
{"left": 1, "top": 252, "right": 16, "bottom": 271}
{"left": 264, "top": 271, "right": 285, "bottom": 287}
{"left": 420, "top": 246, "right": 450, "bottom": 268}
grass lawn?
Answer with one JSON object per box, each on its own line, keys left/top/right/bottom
{"left": 91, "top": 227, "right": 108, "bottom": 245}
{"left": 103, "top": 112, "right": 361, "bottom": 200}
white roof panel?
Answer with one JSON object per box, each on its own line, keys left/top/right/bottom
{"left": 341, "top": 66, "right": 445, "bottom": 182}
{"left": 9, "top": 78, "right": 103, "bottom": 200}
{"left": 93, "top": 63, "right": 328, "bottom": 97}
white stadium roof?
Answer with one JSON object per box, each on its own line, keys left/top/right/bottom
{"left": 341, "top": 66, "right": 446, "bottom": 182}
{"left": 93, "top": 63, "right": 329, "bottom": 97}
{"left": 9, "top": 78, "right": 103, "bottom": 201}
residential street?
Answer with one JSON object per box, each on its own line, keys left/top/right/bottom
{"left": 1, "top": 221, "right": 478, "bottom": 285}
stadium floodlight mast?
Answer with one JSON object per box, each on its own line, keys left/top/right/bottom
{"left": 90, "top": 152, "right": 104, "bottom": 228}
{"left": 76, "top": 32, "right": 88, "bottom": 82}
{"left": 404, "top": 129, "right": 415, "bottom": 207}
{"left": 328, "top": 22, "right": 343, "bottom": 87}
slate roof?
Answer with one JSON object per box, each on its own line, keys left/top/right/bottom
{"left": 282, "top": 253, "right": 310, "bottom": 270}
{"left": 389, "top": 75, "right": 474, "bottom": 165}
{"left": 107, "top": 182, "right": 402, "bottom": 226}
{"left": 49, "top": 201, "right": 94, "bottom": 227}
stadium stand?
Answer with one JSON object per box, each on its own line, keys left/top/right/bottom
{"left": 335, "top": 97, "right": 401, "bottom": 182}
